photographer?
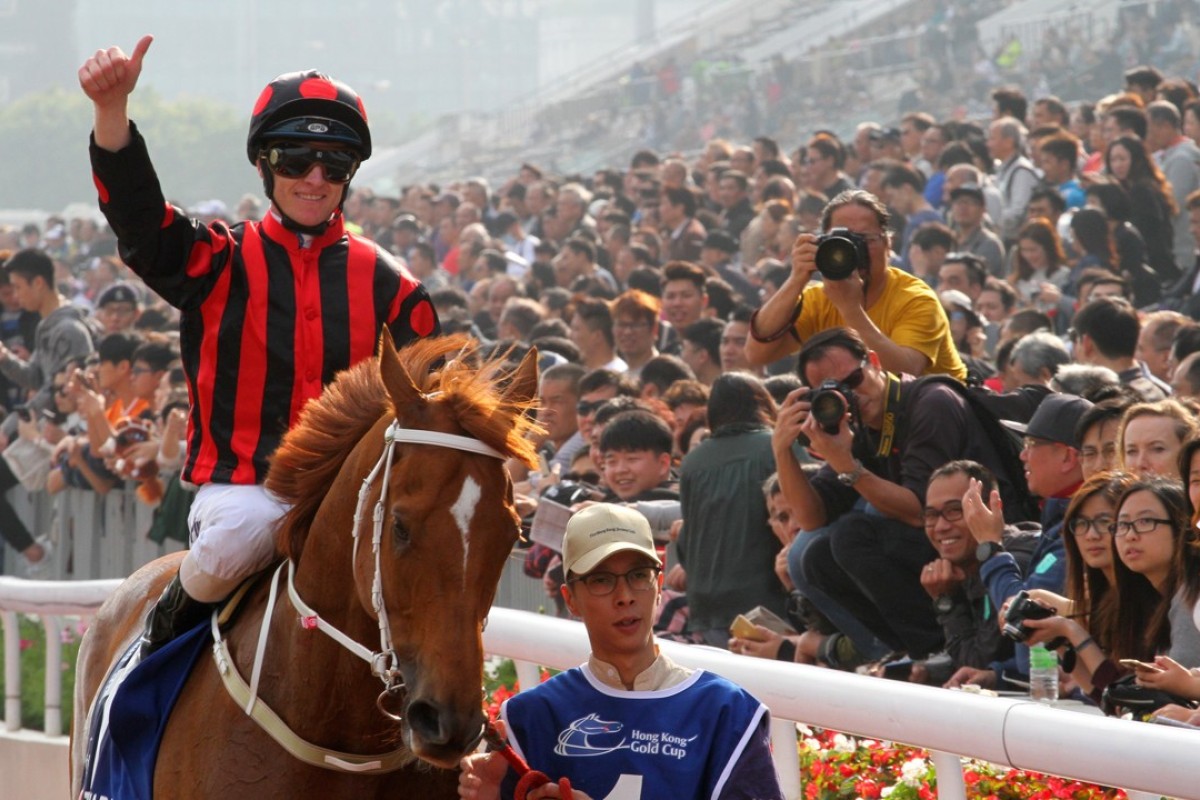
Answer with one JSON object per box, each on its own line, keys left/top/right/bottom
{"left": 744, "top": 190, "right": 965, "bottom": 381}
{"left": 773, "top": 327, "right": 1028, "bottom": 662}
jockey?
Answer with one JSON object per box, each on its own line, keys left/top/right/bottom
{"left": 79, "top": 36, "right": 441, "bottom": 657}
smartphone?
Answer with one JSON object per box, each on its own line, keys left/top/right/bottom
{"left": 1119, "top": 658, "right": 1162, "bottom": 672}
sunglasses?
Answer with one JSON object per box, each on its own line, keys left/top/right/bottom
{"left": 263, "top": 145, "right": 359, "bottom": 184}
{"left": 838, "top": 358, "right": 870, "bottom": 392}
{"left": 577, "top": 399, "right": 607, "bottom": 416}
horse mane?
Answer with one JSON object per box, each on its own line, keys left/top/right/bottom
{"left": 266, "top": 334, "right": 541, "bottom": 561}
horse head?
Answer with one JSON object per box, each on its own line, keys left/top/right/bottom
{"left": 269, "top": 332, "right": 539, "bottom": 769}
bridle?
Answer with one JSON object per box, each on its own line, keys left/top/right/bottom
{"left": 211, "top": 415, "right": 505, "bottom": 774}
{"left": 349, "top": 418, "right": 504, "bottom": 705}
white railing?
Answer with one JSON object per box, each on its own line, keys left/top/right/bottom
{"left": 3, "top": 578, "right": 1191, "bottom": 800}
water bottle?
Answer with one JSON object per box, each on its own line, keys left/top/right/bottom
{"left": 1029, "top": 643, "right": 1059, "bottom": 703}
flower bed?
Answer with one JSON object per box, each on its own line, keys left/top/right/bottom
{"left": 797, "top": 726, "right": 1126, "bottom": 799}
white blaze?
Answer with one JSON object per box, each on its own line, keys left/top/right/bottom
{"left": 451, "top": 475, "right": 481, "bottom": 579}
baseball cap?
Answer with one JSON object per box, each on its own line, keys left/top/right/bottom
{"left": 96, "top": 282, "right": 140, "bottom": 308}
{"left": 949, "top": 183, "right": 985, "bottom": 204}
{"left": 939, "top": 289, "right": 974, "bottom": 314}
{"left": 562, "top": 503, "right": 661, "bottom": 577}
{"left": 1001, "top": 393, "right": 1094, "bottom": 449}
{"left": 391, "top": 213, "right": 419, "bottom": 232}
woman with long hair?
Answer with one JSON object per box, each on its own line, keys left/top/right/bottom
{"left": 1008, "top": 217, "right": 1070, "bottom": 306}
{"left": 1023, "top": 478, "right": 1200, "bottom": 704}
{"left": 1084, "top": 179, "right": 1162, "bottom": 306}
{"left": 1033, "top": 472, "right": 1135, "bottom": 632}
{"left": 1105, "top": 134, "right": 1179, "bottom": 284}
{"left": 1134, "top": 439, "right": 1200, "bottom": 705}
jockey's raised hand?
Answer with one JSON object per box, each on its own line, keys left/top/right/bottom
{"left": 78, "top": 34, "right": 153, "bottom": 151}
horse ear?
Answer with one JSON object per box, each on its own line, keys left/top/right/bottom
{"left": 379, "top": 329, "right": 425, "bottom": 413}
{"left": 503, "top": 346, "right": 539, "bottom": 407}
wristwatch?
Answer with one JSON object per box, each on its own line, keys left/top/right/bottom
{"left": 975, "top": 540, "right": 1004, "bottom": 564}
{"left": 836, "top": 460, "right": 865, "bottom": 487}
{"left": 933, "top": 594, "right": 955, "bottom": 615}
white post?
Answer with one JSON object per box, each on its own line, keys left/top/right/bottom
{"left": 2, "top": 610, "right": 19, "bottom": 732}
{"left": 770, "top": 717, "right": 801, "bottom": 799}
{"left": 42, "top": 616, "right": 62, "bottom": 737}
{"left": 514, "top": 659, "right": 541, "bottom": 695}
{"left": 930, "top": 750, "right": 967, "bottom": 800}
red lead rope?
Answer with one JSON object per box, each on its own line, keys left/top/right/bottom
{"left": 483, "top": 720, "right": 574, "bottom": 800}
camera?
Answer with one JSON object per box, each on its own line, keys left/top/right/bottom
{"left": 815, "top": 228, "right": 870, "bottom": 280}
{"left": 795, "top": 379, "right": 856, "bottom": 449}
{"left": 809, "top": 380, "right": 851, "bottom": 434}
{"left": 1001, "top": 590, "right": 1055, "bottom": 642}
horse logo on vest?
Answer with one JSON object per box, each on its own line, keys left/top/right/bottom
{"left": 555, "top": 713, "right": 629, "bottom": 757}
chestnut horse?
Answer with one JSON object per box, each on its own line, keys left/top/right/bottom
{"left": 71, "top": 333, "right": 539, "bottom": 798}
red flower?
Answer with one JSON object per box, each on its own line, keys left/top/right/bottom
{"left": 855, "top": 778, "right": 881, "bottom": 798}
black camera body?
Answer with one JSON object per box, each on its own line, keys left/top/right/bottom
{"left": 815, "top": 228, "right": 870, "bottom": 280}
{"left": 1001, "top": 590, "right": 1055, "bottom": 642}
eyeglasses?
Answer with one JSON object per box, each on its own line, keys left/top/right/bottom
{"left": 1079, "top": 444, "right": 1116, "bottom": 462}
{"left": 922, "top": 502, "right": 964, "bottom": 526}
{"left": 840, "top": 231, "right": 887, "bottom": 244}
{"left": 1022, "top": 437, "right": 1058, "bottom": 452}
{"left": 1113, "top": 517, "right": 1173, "bottom": 538}
{"left": 1068, "top": 515, "right": 1115, "bottom": 537}
{"left": 569, "top": 566, "right": 661, "bottom": 596}
{"left": 576, "top": 399, "right": 607, "bottom": 416}
{"left": 263, "top": 144, "right": 360, "bottom": 184}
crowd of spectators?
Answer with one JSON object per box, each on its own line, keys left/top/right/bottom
{"left": 0, "top": 218, "right": 189, "bottom": 576}
{"left": 328, "top": 54, "right": 1200, "bottom": 721}
{"left": 8, "top": 11, "right": 1200, "bottom": 726}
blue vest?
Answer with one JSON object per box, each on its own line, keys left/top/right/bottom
{"left": 501, "top": 665, "right": 767, "bottom": 800}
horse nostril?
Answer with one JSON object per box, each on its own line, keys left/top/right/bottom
{"left": 406, "top": 699, "right": 448, "bottom": 746}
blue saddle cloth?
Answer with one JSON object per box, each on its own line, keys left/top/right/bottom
{"left": 80, "top": 620, "right": 211, "bottom": 800}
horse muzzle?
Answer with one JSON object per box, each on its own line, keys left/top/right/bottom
{"left": 402, "top": 696, "right": 487, "bottom": 768}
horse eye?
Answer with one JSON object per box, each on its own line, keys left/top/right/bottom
{"left": 391, "top": 515, "right": 411, "bottom": 547}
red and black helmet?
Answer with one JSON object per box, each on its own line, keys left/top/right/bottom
{"left": 246, "top": 70, "right": 371, "bottom": 165}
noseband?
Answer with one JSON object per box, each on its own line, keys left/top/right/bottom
{"left": 211, "top": 416, "right": 505, "bottom": 773}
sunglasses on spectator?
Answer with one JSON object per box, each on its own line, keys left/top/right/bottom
{"left": 831, "top": 358, "right": 871, "bottom": 392}
{"left": 577, "top": 399, "right": 607, "bottom": 416}
{"left": 263, "top": 144, "right": 359, "bottom": 184}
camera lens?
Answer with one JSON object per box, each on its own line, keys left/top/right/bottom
{"left": 815, "top": 238, "right": 859, "bottom": 279}
{"left": 810, "top": 390, "right": 847, "bottom": 432}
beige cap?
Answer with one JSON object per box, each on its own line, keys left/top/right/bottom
{"left": 562, "top": 503, "right": 661, "bottom": 577}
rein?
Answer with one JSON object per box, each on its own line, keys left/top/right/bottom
{"left": 209, "top": 416, "right": 504, "bottom": 774}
